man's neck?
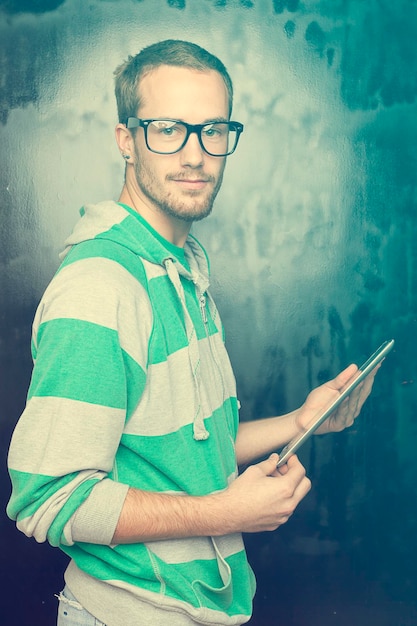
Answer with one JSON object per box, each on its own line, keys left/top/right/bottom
{"left": 118, "top": 185, "right": 192, "bottom": 248}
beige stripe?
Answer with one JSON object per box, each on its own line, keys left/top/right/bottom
{"left": 124, "top": 334, "right": 236, "bottom": 436}
{"left": 8, "top": 396, "right": 125, "bottom": 475}
{"left": 34, "top": 257, "right": 152, "bottom": 369}
{"left": 145, "top": 532, "right": 245, "bottom": 564}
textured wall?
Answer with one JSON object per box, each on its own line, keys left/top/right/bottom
{"left": 1, "top": 1, "right": 416, "bottom": 624}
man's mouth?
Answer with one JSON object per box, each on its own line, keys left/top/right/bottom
{"left": 168, "top": 175, "right": 213, "bottom": 191}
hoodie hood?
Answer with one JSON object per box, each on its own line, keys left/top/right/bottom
{"left": 61, "top": 201, "right": 210, "bottom": 290}
{"left": 61, "top": 200, "right": 216, "bottom": 441}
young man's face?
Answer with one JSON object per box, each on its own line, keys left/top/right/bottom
{"left": 132, "top": 65, "right": 229, "bottom": 223}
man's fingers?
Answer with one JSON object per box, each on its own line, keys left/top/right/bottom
{"left": 256, "top": 453, "right": 307, "bottom": 486}
{"left": 331, "top": 363, "right": 359, "bottom": 390}
{"left": 255, "top": 453, "right": 280, "bottom": 476}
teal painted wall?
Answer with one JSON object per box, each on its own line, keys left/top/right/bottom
{"left": 1, "top": 1, "right": 416, "bottom": 624}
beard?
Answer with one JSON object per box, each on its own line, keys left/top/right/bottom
{"left": 133, "top": 153, "right": 225, "bottom": 223}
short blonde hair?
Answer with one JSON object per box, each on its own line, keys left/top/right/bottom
{"left": 114, "top": 39, "right": 234, "bottom": 124}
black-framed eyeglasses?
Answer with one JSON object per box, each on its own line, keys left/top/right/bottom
{"left": 125, "top": 118, "right": 244, "bottom": 157}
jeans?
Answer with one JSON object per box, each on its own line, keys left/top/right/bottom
{"left": 56, "top": 586, "right": 106, "bottom": 626}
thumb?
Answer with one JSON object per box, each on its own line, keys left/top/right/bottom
{"left": 331, "top": 363, "right": 358, "bottom": 390}
{"left": 256, "top": 453, "right": 279, "bottom": 476}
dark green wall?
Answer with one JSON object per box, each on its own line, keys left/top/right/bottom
{"left": 1, "top": 1, "right": 416, "bottom": 624}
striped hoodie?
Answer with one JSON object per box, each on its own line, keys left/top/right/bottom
{"left": 7, "top": 201, "right": 256, "bottom": 626}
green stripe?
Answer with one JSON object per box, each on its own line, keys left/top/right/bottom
{"left": 148, "top": 274, "right": 188, "bottom": 363}
{"left": 7, "top": 469, "right": 76, "bottom": 520}
{"left": 150, "top": 549, "right": 254, "bottom": 614}
{"left": 59, "top": 237, "right": 148, "bottom": 287}
{"left": 48, "top": 480, "right": 100, "bottom": 546}
{"left": 117, "top": 401, "right": 238, "bottom": 494}
{"left": 123, "top": 349, "right": 147, "bottom": 420}
{"left": 29, "top": 318, "right": 127, "bottom": 409}
{"left": 7, "top": 469, "right": 99, "bottom": 546}
{"left": 118, "top": 204, "right": 190, "bottom": 269}
{"left": 63, "top": 542, "right": 158, "bottom": 588}
{"left": 148, "top": 274, "right": 218, "bottom": 364}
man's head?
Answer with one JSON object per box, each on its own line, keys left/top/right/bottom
{"left": 114, "top": 40, "right": 241, "bottom": 243}
{"left": 114, "top": 39, "right": 234, "bottom": 124}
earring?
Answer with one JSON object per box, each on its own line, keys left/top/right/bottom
{"left": 122, "top": 154, "right": 131, "bottom": 160}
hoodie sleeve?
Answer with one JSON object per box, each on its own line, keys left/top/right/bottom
{"left": 7, "top": 248, "right": 151, "bottom": 547}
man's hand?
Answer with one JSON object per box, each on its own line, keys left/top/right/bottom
{"left": 296, "top": 362, "right": 380, "bottom": 436}
{"left": 113, "top": 453, "right": 310, "bottom": 543}
{"left": 218, "top": 453, "right": 311, "bottom": 534}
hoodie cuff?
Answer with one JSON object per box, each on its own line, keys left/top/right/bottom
{"left": 66, "top": 479, "right": 129, "bottom": 545}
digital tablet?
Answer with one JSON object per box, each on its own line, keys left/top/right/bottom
{"left": 276, "top": 339, "right": 395, "bottom": 468}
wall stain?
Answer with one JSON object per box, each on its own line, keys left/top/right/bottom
{"left": 0, "top": 25, "right": 60, "bottom": 124}
{"left": 167, "top": 0, "right": 186, "bottom": 8}
{"left": 326, "top": 47, "right": 335, "bottom": 66}
{"left": 340, "top": 0, "right": 417, "bottom": 110}
{"left": 305, "top": 20, "right": 327, "bottom": 56}
{"left": 284, "top": 19, "right": 296, "bottom": 38}
{"left": 272, "top": 0, "right": 299, "bottom": 13}
{"left": 0, "top": 0, "right": 65, "bottom": 13}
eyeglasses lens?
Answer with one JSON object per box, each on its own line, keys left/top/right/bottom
{"left": 146, "top": 121, "right": 237, "bottom": 156}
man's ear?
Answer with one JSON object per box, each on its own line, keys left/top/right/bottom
{"left": 115, "top": 123, "right": 135, "bottom": 162}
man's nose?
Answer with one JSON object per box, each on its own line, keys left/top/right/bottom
{"left": 179, "top": 130, "right": 205, "bottom": 167}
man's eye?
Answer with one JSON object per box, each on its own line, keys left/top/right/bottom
{"left": 161, "top": 126, "right": 175, "bottom": 135}
{"left": 203, "top": 124, "right": 226, "bottom": 140}
{"left": 204, "top": 127, "right": 220, "bottom": 137}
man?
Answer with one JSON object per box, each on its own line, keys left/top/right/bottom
{"left": 7, "top": 40, "right": 377, "bottom": 626}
